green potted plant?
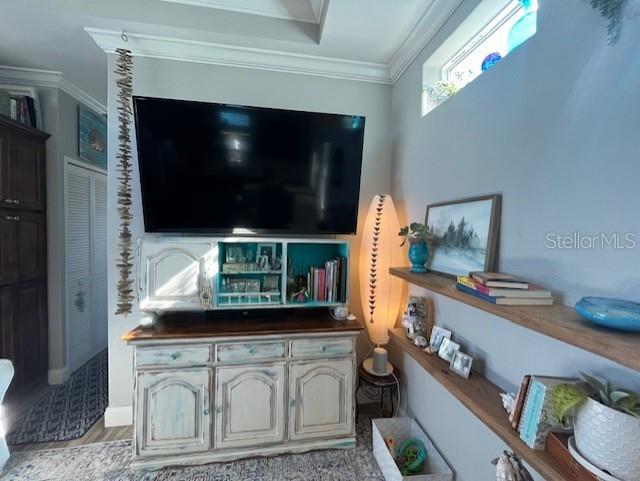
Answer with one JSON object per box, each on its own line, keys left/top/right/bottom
{"left": 552, "top": 374, "right": 640, "bottom": 481}
{"left": 399, "top": 222, "right": 433, "bottom": 273}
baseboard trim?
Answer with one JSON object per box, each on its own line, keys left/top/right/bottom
{"left": 48, "top": 366, "right": 70, "bottom": 385}
{"left": 104, "top": 405, "right": 133, "bottom": 427}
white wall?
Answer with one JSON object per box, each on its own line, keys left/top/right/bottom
{"left": 391, "top": 0, "right": 640, "bottom": 481}
{"left": 389, "top": 1, "right": 640, "bottom": 480}
{"left": 105, "top": 56, "right": 393, "bottom": 422}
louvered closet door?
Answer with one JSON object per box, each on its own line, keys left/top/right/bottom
{"left": 66, "top": 164, "right": 93, "bottom": 370}
{"left": 65, "top": 162, "right": 108, "bottom": 372}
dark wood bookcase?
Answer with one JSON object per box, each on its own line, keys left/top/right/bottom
{"left": 0, "top": 115, "right": 49, "bottom": 392}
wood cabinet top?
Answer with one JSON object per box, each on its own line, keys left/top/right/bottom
{"left": 0, "top": 115, "right": 50, "bottom": 139}
{"left": 123, "top": 309, "right": 363, "bottom": 342}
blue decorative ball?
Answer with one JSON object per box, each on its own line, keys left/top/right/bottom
{"left": 481, "top": 52, "right": 502, "bottom": 72}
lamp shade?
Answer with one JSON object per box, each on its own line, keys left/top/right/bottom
{"left": 359, "top": 194, "right": 403, "bottom": 346}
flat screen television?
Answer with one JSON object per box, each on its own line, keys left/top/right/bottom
{"left": 133, "top": 96, "right": 365, "bottom": 234}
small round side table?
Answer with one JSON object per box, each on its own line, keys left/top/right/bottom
{"left": 355, "top": 362, "right": 399, "bottom": 421}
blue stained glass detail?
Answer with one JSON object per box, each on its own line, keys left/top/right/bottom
{"left": 481, "top": 52, "right": 502, "bottom": 72}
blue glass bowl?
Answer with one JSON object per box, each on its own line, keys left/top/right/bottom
{"left": 575, "top": 297, "right": 640, "bottom": 332}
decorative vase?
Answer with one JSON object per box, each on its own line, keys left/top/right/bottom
{"left": 408, "top": 239, "right": 429, "bottom": 273}
{"left": 574, "top": 397, "right": 640, "bottom": 481}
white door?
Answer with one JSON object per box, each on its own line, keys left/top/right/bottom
{"left": 215, "top": 363, "right": 285, "bottom": 449}
{"left": 289, "top": 359, "right": 354, "bottom": 440}
{"left": 65, "top": 161, "right": 107, "bottom": 371}
{"left": 135, "top": 368, "right": 212, "bottom": 457}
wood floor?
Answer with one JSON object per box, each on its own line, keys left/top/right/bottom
{"left": 4, "top": 381, "right": 132, "bottom": 453}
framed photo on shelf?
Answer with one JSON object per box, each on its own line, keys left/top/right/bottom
{"left": 226, "top": 245, "right": 245, "bottom": 263}
{"left": 257, "top": 243, "right": 276, "bottom": 260}
{"left": 246, "top": 279, "right": 261, "bottom": 293}
{"left": 428, "top": 326, "right": 452, "bottom": 351}
{"left": 450, "top": 351, "right": 473, "bottom": 379}
{"left": 229, "top": 279, "right": 246, "bottom": 293}
{"left": 425, "top": 193, "right": 501, "bottom": 278}
{"left": 263, "top": 275, "right": 280, "bottom": 292}
{"left": 438, "top": 338, "right": 460, "bottom": 363}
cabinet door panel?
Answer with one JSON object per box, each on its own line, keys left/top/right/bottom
{"left": 0, "top": 213, "right": 18, "bottom": 285}
{"left": 135, "top": 368, "right": 211, "bottom": 457}
{"left": 2, "top": 135, "right": 44, "bottom": 211}
{"left": 289, "top": 358, "right": 353, "bottom": 440}
{"left": 16, "top": 211, "right": 45, "bottom": 282}
{"left": 139, "top": 240, "right": 213, "bottom": 310}
{"left": 215, "top": 363, "right": 285, "bottom": 449}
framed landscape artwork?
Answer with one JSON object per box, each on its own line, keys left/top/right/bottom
{"left": 425, "top": 194, "right": 501, "bottom": 278}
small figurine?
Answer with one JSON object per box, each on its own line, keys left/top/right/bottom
{"left": 500, "top": 392, "right": 515, "bottom": 416}
{"left": 492, "top": 451, "right": 534, "bottom": 481}
{"left": 290, "top": 275, "right": 309, "bottom": 303}
{"left": 413, "top": 335, "right": 428, "bottom": 348}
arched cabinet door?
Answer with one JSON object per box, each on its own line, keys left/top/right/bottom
{"left": 289, "top": 358, "right": 353, "bottom": 440}
{"left": 215, "top": 363, "right": 285, "bottom": 449}
{"left": 135, "top": 368, "right": 212, "bottom": 457}
{"left": 138, "top": 240, "right": 213, "bottom": 311}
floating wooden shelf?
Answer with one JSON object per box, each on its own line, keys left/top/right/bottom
{"left": 390, "top": 267, "right": 640, "bottom": 371}
{"left": 389, "top": 329, "right": 565, "bottom": 481}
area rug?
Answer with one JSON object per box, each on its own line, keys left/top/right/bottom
{"left": 7, "top": 350, "right": 108, "bottom": 445}
{"left": 2, "top": 410, "right": 385, "bottom": 481}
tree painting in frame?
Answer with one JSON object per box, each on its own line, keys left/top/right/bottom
{"left": 78, "top": 105, "right": 107, "bottom": 169}
{"left": 425, "top": 194, "right": 501, "bottom": 278}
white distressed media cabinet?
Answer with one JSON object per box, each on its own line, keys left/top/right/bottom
{"left": 123, "top": 312, "right": 363, "bottom": 469}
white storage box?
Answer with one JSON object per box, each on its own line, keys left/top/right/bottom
{"left": 372, "top": 417, "right": 453, "bottom": 481}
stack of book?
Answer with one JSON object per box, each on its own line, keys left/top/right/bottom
{"left": 456, "top": 272, "right": 553, "bottom": 306}
{"left": 307, "top": 257, "right": 347, "bottom": 303}
{"left": 0, "top": 89, "right": 38, "bottom": 128}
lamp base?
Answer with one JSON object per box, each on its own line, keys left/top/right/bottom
{"left": 362, "top": 357, "right": 394, "bottom": 377}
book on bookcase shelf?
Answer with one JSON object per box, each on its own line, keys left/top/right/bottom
{"left": 456, "top": 283, "right": 553, "bottom": 305}
{"left": 469, "top": 271, "right": 529, "bottom": 289}
{"left": 457, "top": 276, "right": 552, "bottom": 299}
{"left": 305, "top": 256, "right": 347, "bottom": 303}
{"left": 518, "top": 376, "right": 578, "bottom": 450}
{"left": 509, "top": 375, "right": 531, "bottom": 429}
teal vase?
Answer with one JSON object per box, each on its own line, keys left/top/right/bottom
{"left": 408, "top": 240, "right": 429, "bottom": 273}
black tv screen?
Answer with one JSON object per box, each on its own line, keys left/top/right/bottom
{"left": 133, "top": 97, "right": 365, "bottom": 234}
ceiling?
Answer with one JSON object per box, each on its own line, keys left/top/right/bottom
{"left": 0, "top": 0, "right": 463, "bottom": 106}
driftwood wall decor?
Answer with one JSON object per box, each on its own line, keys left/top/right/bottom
{"left": 114, "top": 48, "right": 134, "bottom": 315}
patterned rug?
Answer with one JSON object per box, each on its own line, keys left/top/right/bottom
{"left": 7, "top": 350, "right": 108, "bottom": 445}
{"left": 2, "top": 410, "right": 385, "bottom": 481}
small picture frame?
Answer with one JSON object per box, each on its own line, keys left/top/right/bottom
{"left": 257, "top": 243, "right": 276, "bottom": 260}
{"left": 245, "top": 279, "right": 261, "bottom": 293}
{"left": 229, "top": 279, "right": 246, "bottom": 293}
{"left": 263, "top": 275, "right": 280, "bottom": 292}
{"left": 256, "top": 255, "right": 270, "bottom": 271}
{"left": 226, "top": 245, "right": 245, "bottom": 263}
{"left": 438, "top": 338, "right": 460, "bottom": 363}
{"left": 429, "top": 326, "right": 452, "bottom": 351}
{"left": 450, "top": 351, "right": 473, "bottom": 379}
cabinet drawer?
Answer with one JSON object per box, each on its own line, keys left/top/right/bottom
{"left": 290, "top": 338, "right": 353, "bottom": 358}
{"left": 216, "top": 341, "right": 285, "bottom": 364}
{"left": 136, "top": 345, "right": 212, "bottom": 367}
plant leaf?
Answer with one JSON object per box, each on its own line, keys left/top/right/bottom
{"left": 551, "top": 384, "right": 587, "bottom": 424}
{"left": 581, "top": 372, "right": 606, "bottom": 395}
{"left": 610, "top": 390, "right": 631, "bottom": 407}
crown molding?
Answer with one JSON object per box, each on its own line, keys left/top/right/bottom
{"left": 0, "top": 65, "right": 106, "bottom": 114}
{"left": 387, "top": 0, "right": 464, "bottom": 83}
{"left": 160, "top": 0, "right": 326, "bottom": 24}
{"left": 85, "top": 28, "right": 391, "bottom": 85}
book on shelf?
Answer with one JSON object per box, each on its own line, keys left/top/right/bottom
{"left": 469, "top": 271, "right": 529, "bottom": 289}
{"left": 301, "top": 256, "right": 347, "bottom": 303}
{"left": 518, "top": 376, "right": 577, "bottom": 450}
{"left": 509, "top": 374, "right": 531, "bottom": 429}
{"left": 457, "top": 276, "right": 551, "bottom": 299}
{"left": 6, "top": 94, "right": 37, "bottom": 128}
{"left": 456, "top": 283, "right": 553, "bottom": 305}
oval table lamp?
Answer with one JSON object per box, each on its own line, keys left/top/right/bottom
{"left": 359, "top": 194, "right": 403, "bottom": 376}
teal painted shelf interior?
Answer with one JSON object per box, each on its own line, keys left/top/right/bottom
{"left": 216, "top": 240, "right": 348, "bottom": 309}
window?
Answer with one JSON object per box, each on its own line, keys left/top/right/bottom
{"left": 422, "top": 0, "right": 538, "bottom": 115}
